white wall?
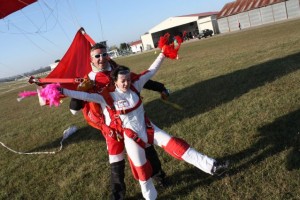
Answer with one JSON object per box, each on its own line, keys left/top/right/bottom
{"left": 238, "top": 12, "right": 251, "bottom": 29}
{"left": 286, "top": 0, "right": 300, "bottom": 18}
{"left": 217, "top": 0, "right": 300, "bottom": 33}
{"left": 218, "top": 17, "right": 230, "bottom": 33}
{"left": 131, "top": 44, "right": 143, "bottom": 53}
{"left": 197, "top": 16, "right": 215, "bottom": 33}
{"left": 249, "top": 9, "right": 262, "bottom": 27}
{"left": 260, "top": 6, "right": 274, "bottom": 24}
{"left": 272, "top": 2, "right": 287, "bottom": 21}
{"left": 141, "top": 34, "right": 154, "bottom": 50}
{"left": 228, "top": 14, "right": 239, "bottom": 31}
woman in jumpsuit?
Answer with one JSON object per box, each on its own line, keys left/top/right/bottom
{"left": 60, "top": 52, "right": 228, "bottom": 200}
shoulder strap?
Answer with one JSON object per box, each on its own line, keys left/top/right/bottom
{"left": 114, "top": 85, "right": 142, "bottom": 114}
{"left": 101, "top": 86, "right": 115, "bottom": 109}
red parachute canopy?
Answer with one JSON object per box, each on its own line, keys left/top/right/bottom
{"left": 25, "top": 28, "right": 96, "bottom": 106}
{"left": 0, "top": 0, "right": 37, "bottom": 19}
{"left": 46, "top": 28, "right": 96, "bottom": 90}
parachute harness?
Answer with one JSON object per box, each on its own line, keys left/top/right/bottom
{"left": 0, "top": 126, "right": 77, "bottom": 155}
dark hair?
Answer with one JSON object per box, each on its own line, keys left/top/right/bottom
{"left": 111, "top": 66, "right": 130, "bottom": 81}
{"left": 91, "top": 43, "right": 106, "bottom": 52}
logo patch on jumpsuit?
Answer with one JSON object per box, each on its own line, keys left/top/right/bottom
{"left": 116, "top": 100, "right": 129, "bottom": 109}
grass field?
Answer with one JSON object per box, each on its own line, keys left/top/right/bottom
{"left": 1, "top": 18, "right": 300, "bottom": 200}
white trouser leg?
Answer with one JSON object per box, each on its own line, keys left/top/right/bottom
{"left": 124, "top": 134, "right": 157, "bottom": 199}
{"left": 181, "top": 147, "right": 215, "bottom": 175}
{"left": 139, "top": 179, "right": 157, "bottom": 200}
{"left": 152, "top": 124, "right": 215, "bottom": 174}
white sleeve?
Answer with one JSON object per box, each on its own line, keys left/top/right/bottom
{"left": 134, "top": 53, "right": 165, "bottom": 91}
{"left": 62, "top": 89, "right": 105, "bottom": 105}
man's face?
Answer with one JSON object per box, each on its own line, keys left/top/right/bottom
{"left": 90, "top": 48, "right": 109, "bottom": 70}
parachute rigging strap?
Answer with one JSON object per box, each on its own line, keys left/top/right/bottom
{"left": 28, "top": 76, "right": 85, "bottom": 86}
{"left": 100, "top": 85, "right": 154, "bottom": 148}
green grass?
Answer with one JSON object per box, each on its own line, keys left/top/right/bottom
{"left": 1, "top": 18, "right": 300, "bottom": 200}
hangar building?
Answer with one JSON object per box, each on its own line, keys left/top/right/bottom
{"left": 217, "top": 0, "right": 300, "bottom": 33}
{"left": 141, "top": 12, "right": 219, "bottom": 50}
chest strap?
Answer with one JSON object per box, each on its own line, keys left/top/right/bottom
{"left": 115, "top": 99, "right": 142, "bottom": 115}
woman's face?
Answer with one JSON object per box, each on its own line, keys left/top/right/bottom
{"left": 115, "top": 73, "right": 131, "bottom": 92}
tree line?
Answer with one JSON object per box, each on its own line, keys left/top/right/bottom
{"left": 0, "top": 66, "right": 51, "bottom": 83}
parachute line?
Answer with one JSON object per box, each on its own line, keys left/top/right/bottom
{"left": 0, "top": 126, "right": 78, "bottom": 155}
{"left": 95, "top": 0, "right": 105, "bottom": 41}
{"left": 66, "top": 0, "right": 81, "bottom": 29}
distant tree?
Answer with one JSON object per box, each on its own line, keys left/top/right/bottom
{"left": 119, "top": 43, "right": 126, "bottom": 50}
{"left": 120, "top": 43, "right": 130, "bottom": 50}
{"left": 109, "top": 45, "right": 119, "bottom": 51}
{"left": 99, "top": 41, "right": 107, "bottom": 47}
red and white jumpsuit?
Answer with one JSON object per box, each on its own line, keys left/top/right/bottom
{"left": 63, "top": 53, "right": 216, "bottom": 200}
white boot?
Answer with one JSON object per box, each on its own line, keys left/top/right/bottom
{"left": 139, "top": 178, "right": 157, "bottom": 200}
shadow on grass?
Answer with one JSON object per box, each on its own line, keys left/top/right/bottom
{"left": 142, "top": 52, "right": 300, "bottom": 198}
{"left": 158, "top": 167, "right": 216, "bottom": 200}
{"left": 28, "top": 126, "right": 104, "bottom": 152}
{"left": 224, "top": 108, "right": 300, "bottom": 175}
{"left": 145, "top": 52, "right": 300, "bottom": 128}
{"left": 126, "top": 167, "right": 215, "bottom": 200}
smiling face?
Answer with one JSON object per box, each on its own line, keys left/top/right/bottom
{"left": 111, "top": 66, "right": 131, "bottom": 92}
{"left": 90, "top": 44, "right": 109, "bottom": 71}
{"left": 115, "top": 73, "right": 131, "bottom": 92}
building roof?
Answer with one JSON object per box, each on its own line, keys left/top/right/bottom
{"left": 148, "top": 11, "right": 218, "bottom": 34}
{"left": 217, "top": 0, "right": 286, "bottom": 18}
{"left": 130, "top": 40, "right": 142, "bottom": 46}
{"left": 177, "top": 11, "right": 219, "bottom": 18}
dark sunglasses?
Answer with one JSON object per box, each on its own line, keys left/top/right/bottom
{"left": 93, "top": 52, "right": 108, "bottom": 58}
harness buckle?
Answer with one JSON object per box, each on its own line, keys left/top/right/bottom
{"left": 108, "top": 130, "right": 114, "bottom": 138}
{"left": 116, "top": 132, "right": 123, "bottom": 141}
{"left": 114, "top": 114, "right": 120, "bottom": 118}
{"left": 132, "top": 134, "right": 139, "bottom": 142}
{"left": 74, "top": 78, "right": 84, "bottom": 83}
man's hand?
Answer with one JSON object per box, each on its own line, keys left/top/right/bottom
{"left": 77, "top": 78, "right": 94, "bottom": 91}
{"left": 161, "top": 89, "right": 170, "bottom": 100}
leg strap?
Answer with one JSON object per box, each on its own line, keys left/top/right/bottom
{"left": 123, "top": 128, "right": 147, "bottom": 148}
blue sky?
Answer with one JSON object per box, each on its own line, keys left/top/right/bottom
{"left": 0, "top": 0, "right": 233, "bottom": 78}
